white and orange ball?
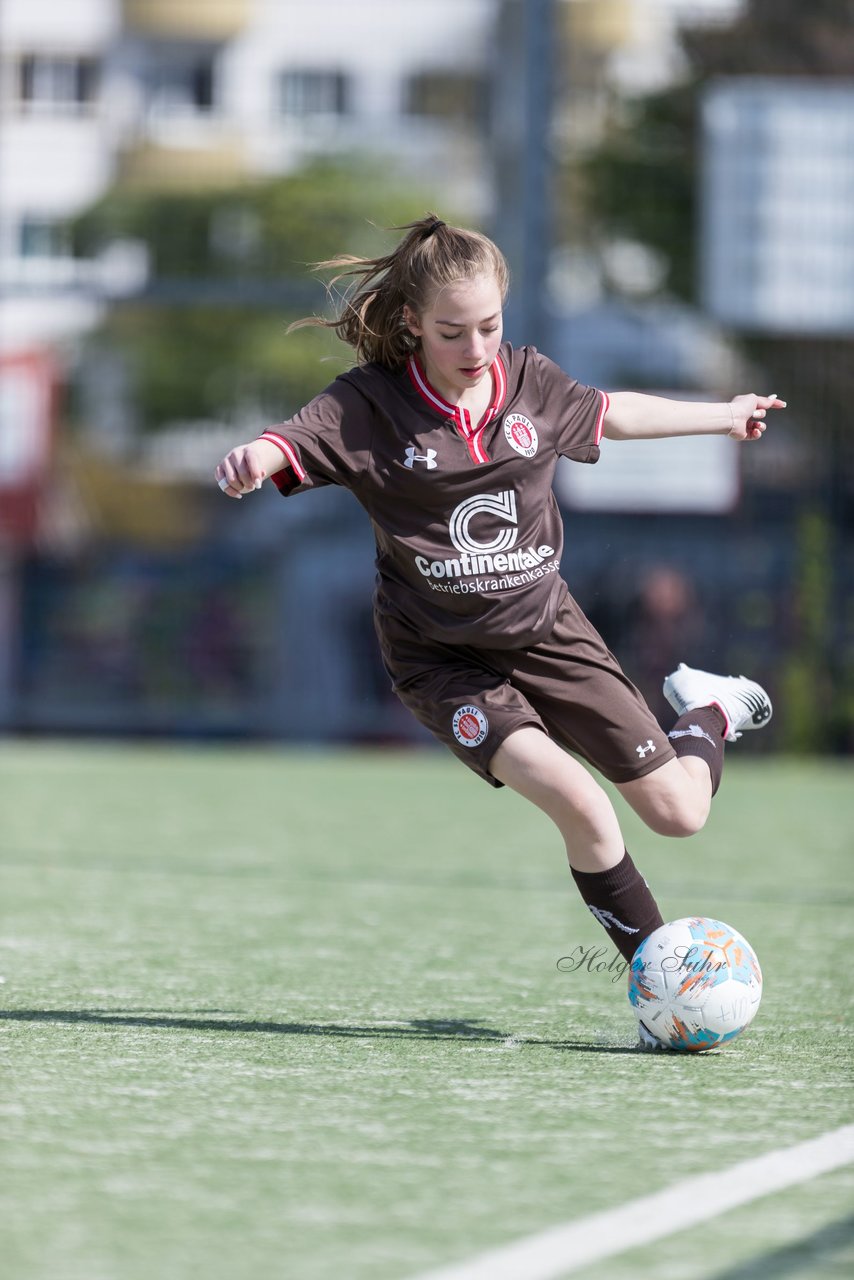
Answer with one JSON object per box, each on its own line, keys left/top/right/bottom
{"left": 629, "top": 917, "right": 763, "bottom": 1051}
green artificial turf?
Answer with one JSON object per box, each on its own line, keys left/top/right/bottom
{"left": 1, "top": 742, "right": 852, "bottom": 1279}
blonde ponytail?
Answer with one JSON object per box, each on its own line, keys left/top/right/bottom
{"left": 290, "top": 214, "right": 509, "bottom": 368}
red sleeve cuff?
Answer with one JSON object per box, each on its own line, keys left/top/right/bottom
{"left": 259, "top": 430, "right": 307, "bottom": 484}
{"left": 594, "top": 391, "right": 610, "bottom": 447}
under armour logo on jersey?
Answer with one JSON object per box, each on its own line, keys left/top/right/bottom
{"left": 636, "top": 739, "right": 656, "bottom": 758}
{"left": 587, "top": 905, "right": 639, "bottom": 934}
{"left": 403, "top": 447, "right": 438, "bottom": 470}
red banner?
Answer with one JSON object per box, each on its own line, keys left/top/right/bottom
{"left": 0, "top": 349, "right": 56, "bottom": 544}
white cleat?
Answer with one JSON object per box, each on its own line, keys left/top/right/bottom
{"left": 663, "top": 662, "right": 772, "bottom": 743}
{"left": 636, "top": 1021, "right": 673, "bottom": 1052}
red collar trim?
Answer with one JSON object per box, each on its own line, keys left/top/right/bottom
{"left": 406, "top": 353, "right": 507, "bottom": 431}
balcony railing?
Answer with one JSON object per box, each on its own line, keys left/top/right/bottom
{"left": 118, "top": 139, "right": 246, "bottom": 191}
{"left": 122, "top": 0, "right": 249, "bottom": 41}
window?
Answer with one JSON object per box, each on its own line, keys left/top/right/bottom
{"left": 146, "top": 49, "right": 217, "bottom": 117}
{"left": 278, "top": 69, "right": 349, "bottom": 118}
{"left": 147, "top": 59, "right": 215, "bottom": 115}
{"left": 19, "top": 217, "right": 73, "bottom": 260}
{"left": 17, "top": 55, "right": 100, "bottom": 113}
{"left": 405, "top": 70, "right": 488, "bottom": 125}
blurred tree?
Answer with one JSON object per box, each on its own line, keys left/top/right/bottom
{"left": 682, "top": 0, "right": 854, "bottom": 78}
{"left": 579, "top": 0, "right": 854, "bottom": 465}
{"left": 578, "top": 0, "right": 854, "bottom": 752}
{"left": 74, "top": 160, "right": 440, "bottom": 430}
{"left": 581, "top": 81, "right": 695, "bottom": 300}
{"left": 582, "top": 0, "right": 854, "bottom": 304}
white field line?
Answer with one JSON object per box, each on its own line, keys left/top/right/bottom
{"left": 408, "top": 1123, "right": 854, "bottom": 1280}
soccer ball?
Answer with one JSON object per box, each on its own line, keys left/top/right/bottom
{"left": 629, "top": 917, "right": 762, "bottom": 1051}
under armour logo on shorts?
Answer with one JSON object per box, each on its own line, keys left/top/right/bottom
{"left": 404, "top": 447, "right": 438, "bottom": 470}
{"left": 636, "top": 739, "right": 656, "bottom": 758}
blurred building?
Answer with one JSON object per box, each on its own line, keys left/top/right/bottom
{"left": 0, "top": 0, "right": 495, "bottom": 355}
{"left": 0, "top": 0, "right": 115, "bottom": 351}
{"left": 0, "top": 0, "right": 748, "bottom": 354}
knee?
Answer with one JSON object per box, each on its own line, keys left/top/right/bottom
{"left": 619, "top": 759, "right": 713, "bottom": 839}
{"left": 547, "top": 777, "right": 614, "bottom": 843}
{"left": 645, "top": 793, "right": 710, "bottom": 839}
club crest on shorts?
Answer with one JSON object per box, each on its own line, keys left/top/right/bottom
{"left": 452, "top": 704, "right": 489, "bottom": 748}
{"left": 504, "top": 413, "right": 538, "bottom": 458}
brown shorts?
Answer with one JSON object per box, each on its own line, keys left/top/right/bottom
{"left": 375, "top": 593, "right": 676, "bottom": 787}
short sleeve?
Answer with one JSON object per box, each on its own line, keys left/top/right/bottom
{"left": 259, "top": 377, "right": 373, "bottom": 497}
{"left": 533, "top": 351, "right": 609, "bottom": 464}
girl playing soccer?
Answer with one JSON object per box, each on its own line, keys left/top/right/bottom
{"left": 215, "top": 215, "right": 783, "bottom": 1042}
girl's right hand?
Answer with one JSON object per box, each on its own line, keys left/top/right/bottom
{"left": 215, "top": 440, "right": 281, "bottom": 499}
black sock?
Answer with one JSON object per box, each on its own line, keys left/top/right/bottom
{"left": 667, "top": 706, "right": 727, "bottom": 796}
{"left": 571, "top": 850, "right": 665, "bottom": 962}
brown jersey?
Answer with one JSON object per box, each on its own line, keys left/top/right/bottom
{"left": 261, "top": 343, "right": 608, "bottom": 649}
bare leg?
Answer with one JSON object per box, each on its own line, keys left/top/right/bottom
{"left": 492, "top": 722, "right": 714, "bottom": 846}
{"left": 488, "top": 726, "right": 625, "bottom": 872}
{"left": 489, "top": 726, "right": 664, "bottom": 957}
{"left": 617, "top": 757, "right": 712, "bottom": 838}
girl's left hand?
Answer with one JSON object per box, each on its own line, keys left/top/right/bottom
{"left": 728, "top": 393, "right": 787, "bottom": 441}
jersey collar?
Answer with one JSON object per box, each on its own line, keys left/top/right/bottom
{"left": 406, "top": 352, "right": 507, "bottom": 432}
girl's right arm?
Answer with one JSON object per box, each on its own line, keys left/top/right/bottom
{"left": 215, "top": 438, "right": 287, "bottom": 499}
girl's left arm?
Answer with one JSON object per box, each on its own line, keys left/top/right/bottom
{"left": 602, "top": 391, "right": 786, "bottom": 443}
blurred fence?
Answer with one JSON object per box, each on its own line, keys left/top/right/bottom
{"left": 6, "top": 479, "right": 851, "bottom": 753}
